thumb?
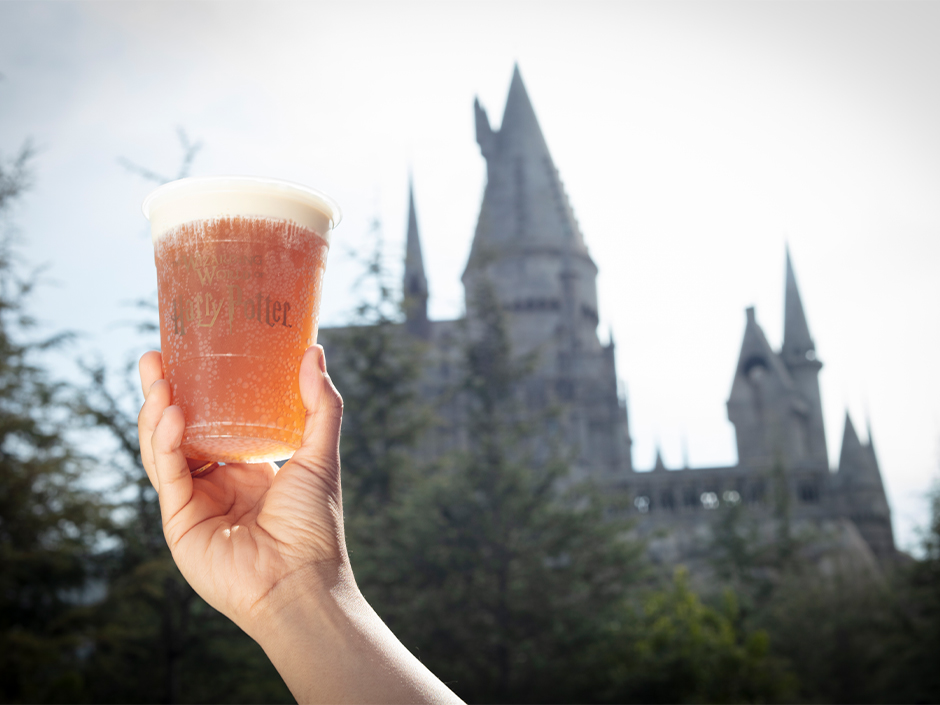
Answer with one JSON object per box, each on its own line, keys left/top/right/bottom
{"left": 291, "top": 344, "right": 344, "bottom": 472}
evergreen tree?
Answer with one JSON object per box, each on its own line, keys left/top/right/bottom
{"left": 0, "top": 144, "right": 111, "bottom": 702}
{"left": 323, "top": 229, "right": 431, "bottom": 515}
{"left": 345, "top": 282, "right": 644, "bottom": 703}
{"left": 598, "top": 570, "right": 796, "bottom": 704}
{"left": 68, "top": 135, "right": 292, "bottom": 703}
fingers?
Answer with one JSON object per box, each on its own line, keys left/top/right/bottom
{"left": 151, "top": 404, "right": 195, "bottom": 529}
{"left": 139, "top": 350, "right": 164, "bottom": 398}
{"left": 138, "top": 378, "right": 171, "bottom": 490}
{"left": 138, "top": 351, "right": 167, "bottom": 489}
{"left": 292, "top": 345, "right": 344, "bottom": 472}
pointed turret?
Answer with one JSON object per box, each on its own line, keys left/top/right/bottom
{"left": 838, "top": 413, "right": 863, "bottom": 470}
{"left": 463, "top": 65, "right": 600, "bottom": 358}
{"left": 652, "top": 448, "right": 667, "bottom": 473}
{"left": 866, "top": 417, "right": 881, "bottom": 474}
{"left": 783, "top": 247, "right": 815, "bottom": 361}
{"left": 836, "top": 412, "right": 896, "bottom": 563}
{"left": 779, "top": 249, "right": 828, "bottom": 467}
{"left": 727, "top": 306, "right": 813, "bottom": 468}
{"left": 403, "top": 181, "right": 430, "bottom": 339}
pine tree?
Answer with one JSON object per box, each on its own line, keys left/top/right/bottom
{"left": 323, "top": 229, "right": 431, "bottom": 515}
{"left": 0, "top": 144, "right": 112, "bottom": 702}
{"left": 597, "top": 569, "right": 796, "bottom": 703}
{"left": 348, "top": 281, "right": 644, "bottom": 703}
{"left": 66, "top": 134, "right": 294, "bottom": 703}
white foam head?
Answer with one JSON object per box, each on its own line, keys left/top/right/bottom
{"left": 142, "top": 176, "right": 342, "bottom": 243}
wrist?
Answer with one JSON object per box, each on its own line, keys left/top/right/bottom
{"left": 237, "top": 559, "right": 463, "bottom": 704}
{"left": 242, "top": 557, "right": 360, "bottom": 645}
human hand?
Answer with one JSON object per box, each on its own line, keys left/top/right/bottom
{"left": 137, "top": 344, "right": 349, "bottom": 638}
{"left": 138, "top": 345, "right": 462, "bottom": 704}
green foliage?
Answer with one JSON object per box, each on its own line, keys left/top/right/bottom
{"left": 708, "top": 460, "right": 940, "bottom": 703}
{"left": 599, "top": 570, "right": 796, "bottom": 703}
{"left": 58, "top": 135, "right": 292, "bottom": 703}
{"left": 0, "top": 144, "right": 112, "bottom": 703}
{"left": 324, "top": 231, "right": 431, "bottom": 513}
{"left": 5, "top": 144, "right": 940, "bottom": 703}
{"left": 333, "top": 276, "right": 645, "bottom": 703}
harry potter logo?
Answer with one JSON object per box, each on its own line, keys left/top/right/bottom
{"left": 170, "top": 284, "right": 293, "bottom": 337}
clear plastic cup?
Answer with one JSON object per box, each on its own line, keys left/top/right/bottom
{"left": 143, "top": 176, "right": 341, "bottom": 463}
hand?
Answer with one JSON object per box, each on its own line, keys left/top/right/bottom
{"left": 137, "top": 344, "right": 349, "bottom": 636}
{"left": 137, "top": 345, "right": 462, "bottom": 704}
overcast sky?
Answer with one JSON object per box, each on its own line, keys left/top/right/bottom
{"left": 1, "top": 0, "right": 938, "bottom": 550}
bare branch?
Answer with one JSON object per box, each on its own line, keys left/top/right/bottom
{"left": 175, "top": 127, "right": 203, "bottom": 180}
{"left": 117, "top": 157, "right": 170, "bottom": 184}
{"left": 118, "top": 127, "right": 203, "bottom": 185}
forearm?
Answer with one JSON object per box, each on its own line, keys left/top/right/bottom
{"left": 247, "top": 563, "right": 462, "bottom": 704}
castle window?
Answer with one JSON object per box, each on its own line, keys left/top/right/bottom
{"left": 660, "top": 491, "right": 676, "bottom": 511}
{"left": 700, "top": 492, "right": 719, "bottom": 510}
{"left": 634, "top": 496, "right": 650, "bottom": 513}
{"left": 682, "top": 487, "right": 698, "bottom": 508}
{"left": 798, "top": 481, "right": 820, "bottom": 503}
{"left": 805, "top": 349, "right": 817, "bottom": 361}
{"left": 743, "top": 355, "right": 768, "bottom": 379}
{"left": 723, "top": 490, "right": 741, "bottom": 505}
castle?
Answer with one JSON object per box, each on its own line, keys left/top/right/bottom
{"left": 326, "top": 66, "right": 897, "bottom": 569}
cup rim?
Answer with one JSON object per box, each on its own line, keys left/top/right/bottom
{"left": 141, "top": 175, "right": 343, "bottom": 229}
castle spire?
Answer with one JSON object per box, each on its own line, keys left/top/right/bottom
{"left": 464, "top": 65, "right": 591, "bottom": 274}
{"left": 783, "top": 246, "right": 815, "bottom": 361}
{"left": 463, "top": 65, "right": 600, "bottom": 357}
{"left": 780, "top": 249, "right": 828, "bottom": 466}
{"left": 403, "top": 179, "right": 430, "bottom": 338}
{"left": 838, "top": 412, "right": 863, "bottom": 469}
{"left": 865, "top": 416, "right": 882, "bottom": 475}
{"left": 836, "top": 411, "right": 896, "bottom": 562}
{"left": 653, "top": 447, "right": 666, "bottom": 472}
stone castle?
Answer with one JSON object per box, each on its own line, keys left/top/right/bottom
{"left": 326, "top": 66, "right": 897, "bottom": 569}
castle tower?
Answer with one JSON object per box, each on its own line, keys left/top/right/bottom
{"left": 835, "top": 413, "right": 896, "bottom": 562}
{"left": 403, "top": 181, "right": 430, "bottom": 339}
{"left": 463, "top": 65, "right": 600, "bottom": 360}
{"left": 728, "top": 304, "right": 817, "bottom": 469}
{"left": 780, "top": 250, "right": 828, "bottom": 467}
{"left": 462, "top": 65, "right": 631, "bottom": 478}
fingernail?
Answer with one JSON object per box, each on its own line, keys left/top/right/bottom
{"left": 317, "top": 346, "right": 327, "bottom": 373}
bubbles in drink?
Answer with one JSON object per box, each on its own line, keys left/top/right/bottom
{"left": 154, "top": 215, "right": 329, "bottom": 462}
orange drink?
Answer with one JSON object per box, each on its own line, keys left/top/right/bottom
{"left": 143, "top": 177, "right": 340, "bottom": 463}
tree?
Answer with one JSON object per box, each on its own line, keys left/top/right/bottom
{"left": 0, "top": 144, "right": 113, "bottom": 702}
{"left": 68, "top": 133, "right": 293, "bottom": 704}
{"left": 339, "top": 281, "right": 645, "bottom": 703}
{"left": 598, "top": 569, "right": 796, "bottom": 704}
{"left": 323, "top": 226, "right": 431, "bottom": 515}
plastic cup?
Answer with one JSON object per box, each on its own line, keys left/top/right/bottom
{"left": 142, "top": 176, "right": 341, "bottom": 463}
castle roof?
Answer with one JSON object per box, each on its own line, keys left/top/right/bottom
{"left": 837, "top": 412, "right": 886, "bottom": 490}
{"left": 783, "top": 247, "right": 816, "bottom": 360}
{"left": 404, "top": 180, "right": 428, "bottom": 299}
{"left": 464, "top": 65, "right": 591, "bottom": 278}
{"left": 730, "top": 306, "right": 795, "bottom": 392}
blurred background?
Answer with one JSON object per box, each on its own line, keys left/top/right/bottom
{"left": 1, "top": 1, "right": 938, "bottom": 703}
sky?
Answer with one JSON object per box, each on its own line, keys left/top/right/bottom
{"left": 0, "top": 0, "right": 938, "bottom": 550}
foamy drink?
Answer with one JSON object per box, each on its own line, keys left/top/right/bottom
{"left": 143, "top": 177, "right": 340, "bottom": 463}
